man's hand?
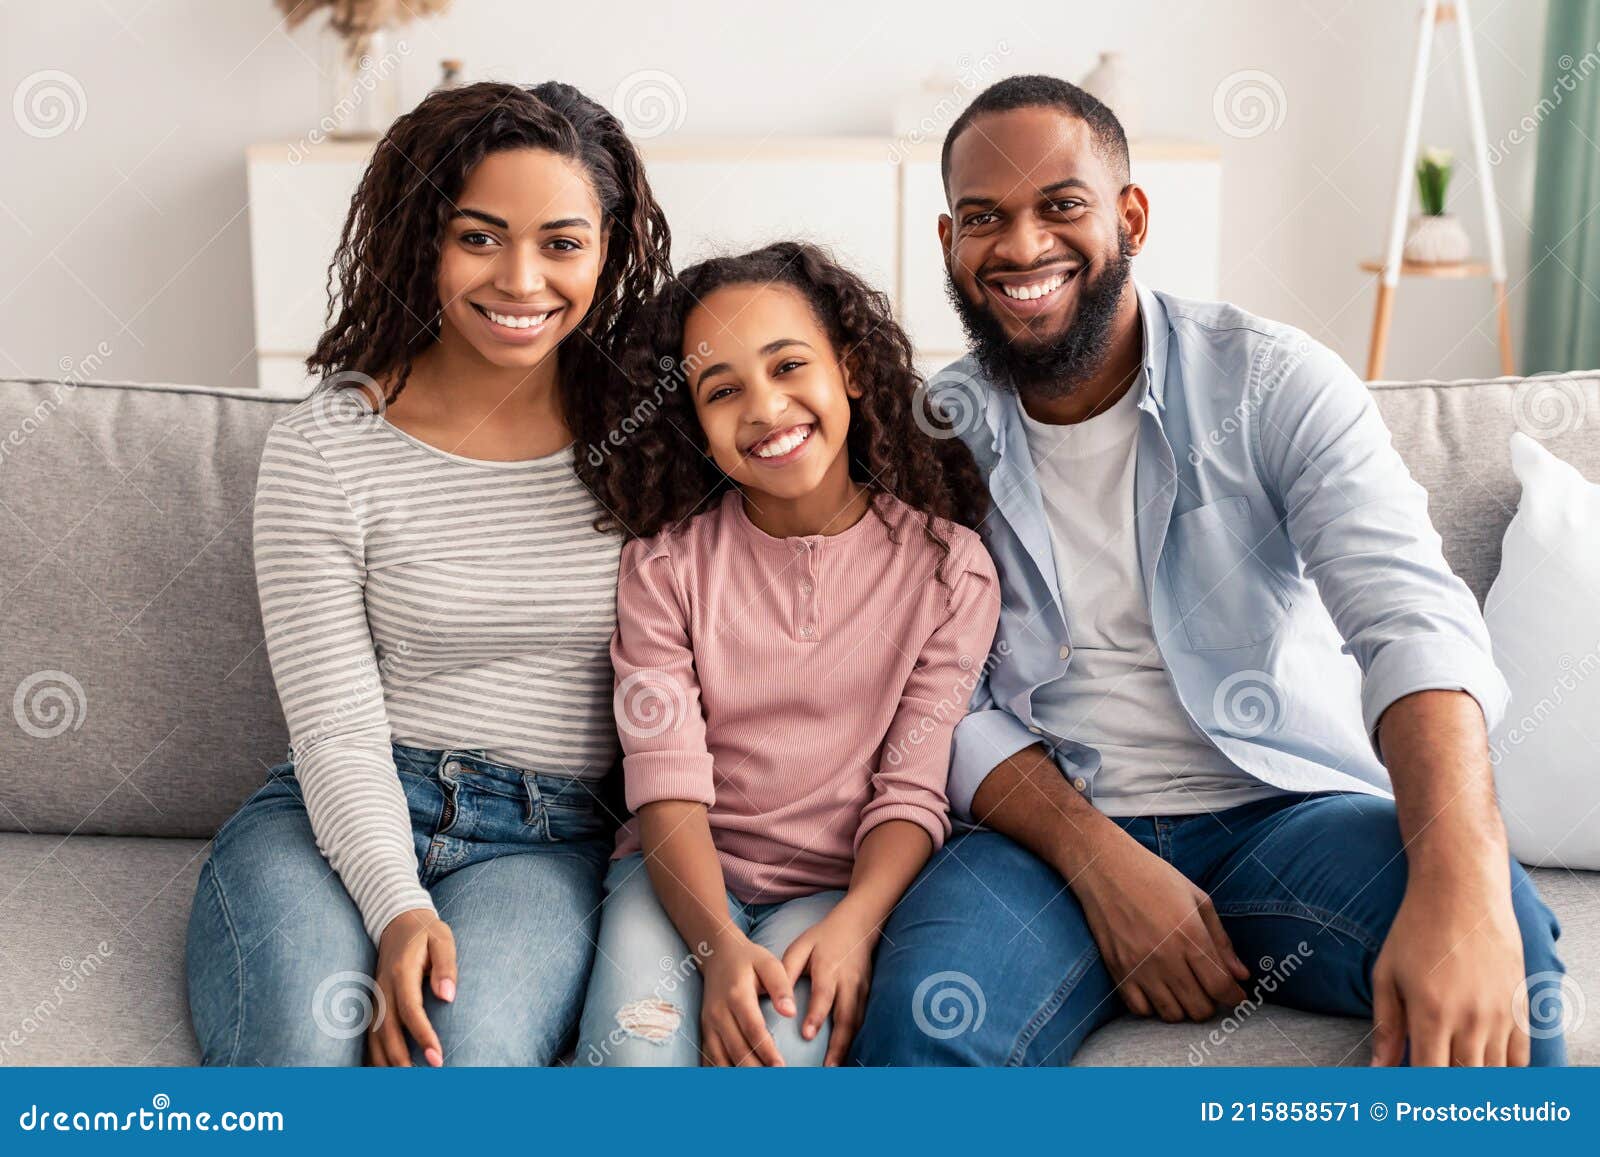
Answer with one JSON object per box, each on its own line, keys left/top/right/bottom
{"left": 368, "top": 907, "right": 456, "bottom": 1067}
{"left": 1371, "top": 872, "right": 1528, "bottom": 1066}
{"left": 782, "top": 902, "right": 881, "bottom": 1065}
{"left": 1074, "top": 835, "right": 1250, "bottom": 1022}
{"left": 1373, "top": 689, "right": 1529, "bottom": 1066}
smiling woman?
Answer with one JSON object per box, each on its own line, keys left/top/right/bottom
{"left": 183, "top": 80, "right": 672, "bottom": 1069}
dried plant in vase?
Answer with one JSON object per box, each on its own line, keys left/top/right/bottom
{"left": 274, "top": 0, "right": 453, "bottom": 138}
{"left": 1402, "top": 146, "right": 1471, "bottom": 265}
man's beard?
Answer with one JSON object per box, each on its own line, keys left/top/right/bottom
{"left": 945, "top": 230, "right": 1134, "bottom": 398}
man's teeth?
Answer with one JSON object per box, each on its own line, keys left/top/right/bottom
{"left": 753, "top": 425, "right": 812, "bottom": 459}
{"left": 1000, "top": 271, "right": 1071, "bottom": 300}
{"left": 484, "top": 308, "right": 552, "bottom": 329}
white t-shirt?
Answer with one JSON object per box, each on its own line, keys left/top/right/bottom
{"left": 1017, "top": 377, "right": 1285, "bottom": 816}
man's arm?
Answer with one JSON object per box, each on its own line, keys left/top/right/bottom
{"left": 1255, "top": 337, "right": 1521, "bottom": 1065}
{"left": 1370, "top": 689, "right": 1526, "bottom": 1066}
{"left": 971, "top": 745, "right": 1248, "bottom": 1022}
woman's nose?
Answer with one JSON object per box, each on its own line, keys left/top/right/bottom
{"left": 495, "top": 242, "right": 547, "bottom": 298}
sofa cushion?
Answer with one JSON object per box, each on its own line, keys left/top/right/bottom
{"left": 0, "top": 378, "right": 293, "bottom": 839}
{"left": 1370, "top": 371, "right": 1600, "bottom": 605}
{"left": 0, "top": 832, "right": 206, "bottom": 1065}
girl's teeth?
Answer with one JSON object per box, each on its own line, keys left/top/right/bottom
{"left": 485, "top": 309, "right": 552, "bottom": 329}
{"left": 1001, "top": 272, "right": 1068, "bottom": 300}
{"left": 754, "top": 425, "right": 811, "bottom": 458}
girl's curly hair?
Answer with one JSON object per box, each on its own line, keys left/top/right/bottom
{"left": 306, "top": 80, "right": 672, "bottom": 473}
{"left": 591, "top": 241, "right": 989, "bottom": 578}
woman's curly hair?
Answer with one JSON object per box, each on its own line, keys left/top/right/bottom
{"left": 591, "top": 241, "right": 989, "bottom": 579}
{"left": 306, "top": 80, "right": 671, "bottom": 471}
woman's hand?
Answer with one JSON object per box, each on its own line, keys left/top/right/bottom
{"left": 698, "top": 933, "right": 797, "bottom": 1066}
{"left": 782, "top": 902, "right": 881, "bottom": 1065}
{"left": 366, "top": 907, "right": 457, "bottom": 1067}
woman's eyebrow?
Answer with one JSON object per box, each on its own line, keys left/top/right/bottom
{"left": 448, "top": 208, "right": 594, "bottom": 231}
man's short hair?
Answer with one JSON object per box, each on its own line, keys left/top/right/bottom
{"left": 941, "top": 74, "right": 1131, "bottom": 194}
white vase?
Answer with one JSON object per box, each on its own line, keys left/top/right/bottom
{"left": 319, "top": 26, "right": 403, "bottom": 140}
{"left": 1402, "top": 213, "right": 1471, "bottom": 265}
{"left": 1079, "top": 52, "right": 1142, "bottom": 138}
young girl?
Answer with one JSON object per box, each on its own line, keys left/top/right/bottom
{"left": 185, "top": 81, "right": 670, "bottom": 1067}
{"left": 576, "top": 242, "right": 1001, "bottom": 1066}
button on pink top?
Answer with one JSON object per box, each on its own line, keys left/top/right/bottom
{"left": 610, "top": 488, "right": 1002, "bottom": 903}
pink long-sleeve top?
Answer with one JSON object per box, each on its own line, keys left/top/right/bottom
{"left": 610, "top": 488, "right": 1002, "bottom": 903}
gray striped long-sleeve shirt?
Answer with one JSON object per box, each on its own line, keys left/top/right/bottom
{"left": 251, "top": 397, "right": 621, "bottom": 942}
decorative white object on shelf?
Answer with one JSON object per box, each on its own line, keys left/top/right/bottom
{"left": 1079, "top": 52, "right": 1142, "bottom": 139}
{"left": 1402, "top": 147, "right": 1471, "bottom": 264}
{"left": 891, "top": 69, "right": 964, "bottom": 140}
{"left": 274, "top": 0, "right": 452, "bottom": 140}
{"left": 245, "top": 136, "right": 1221, "bottom": 397}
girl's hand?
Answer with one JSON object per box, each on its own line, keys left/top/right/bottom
{"left": 366, "top": 907, "right": 457, "bottom": 1068}
{"left": 698, "top": 933, "right": 797, "bottom": 1066}
{"left": 782, "top": 903, "right": 881, "bottom": 1065}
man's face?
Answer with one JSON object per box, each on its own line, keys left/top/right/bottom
{"left": 940, "top": 106, "right": 1144, "bottom": 393}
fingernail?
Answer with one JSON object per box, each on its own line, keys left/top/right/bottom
{"left": 803, "top": 1024, "right": 814, "bottom": 1040}
{"left": 440, "top": 978, "right": 456, "bottom": 1002}
{"left": 779, "top": 999, "right": 795, "bottom": 1016}
{"left": 426, "top": 1046, "right": 442, "bottom": 1067}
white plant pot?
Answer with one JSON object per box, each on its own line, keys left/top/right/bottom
{"left": 1403, "top": 213, "right": 1471, "bottom": 265}
{"left": 1079, "top": 52, "right": 1142, "bottom": 139}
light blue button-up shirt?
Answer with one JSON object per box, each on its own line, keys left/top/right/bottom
{"left": 933, "top": 284, "right": 1510, "bottom": 821}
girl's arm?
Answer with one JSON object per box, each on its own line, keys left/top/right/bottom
{"left": 612, "top": 539, "right": 796, "bottom": 1065}
{"left": 783, "top": 532, "right": 1005, "bottom": 1063}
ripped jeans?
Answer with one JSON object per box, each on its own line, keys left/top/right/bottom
{"left": 575, "top": 852, "right": 844, "bottom": 1066}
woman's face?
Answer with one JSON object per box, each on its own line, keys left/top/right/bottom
{"left": 434, "top": 147, "right": 608, "bottom": 370}
{"left": 683, "top": 282, "right": 860, "bottom": 504}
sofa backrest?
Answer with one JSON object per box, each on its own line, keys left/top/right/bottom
{"left": 1, "top": 379, "right": 294, "bottom": 839}
{"left": 1370, "top": 371, "right": 1600, "bottom": 603}
{"left": 1, "top": 370, "right": 1597, "bottom": 838}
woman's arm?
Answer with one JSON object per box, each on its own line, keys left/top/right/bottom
{"left": 253, "top": 420, "right": 453, "bottom": 1066}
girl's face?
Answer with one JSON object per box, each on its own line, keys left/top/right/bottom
{"left": 684, "top": 282, "right": 861, "bottom": 505}
{"left": 434, "top": 148, "right": 608, "bottom": 370}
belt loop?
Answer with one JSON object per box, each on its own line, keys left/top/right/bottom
{"left": 520, "top": 770, "right": 544, "bottom": 827}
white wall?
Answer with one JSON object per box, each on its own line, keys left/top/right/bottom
{"left": 0, "top": 0, "right": 1549, "bottom": 389}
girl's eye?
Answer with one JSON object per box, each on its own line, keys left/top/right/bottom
{"left": 773, "top": 359, "right": 805, "bottom": 375}
{"left": 706, "top": 384, "right": 735, "bottom": 403}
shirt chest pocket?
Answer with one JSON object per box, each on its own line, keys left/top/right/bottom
{"left": 1165, "top": 496, "right": 1293, "bottom": 651}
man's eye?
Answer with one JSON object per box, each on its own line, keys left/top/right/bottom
{"left": 965, "top": 212, "right": 996, "bottom": 227}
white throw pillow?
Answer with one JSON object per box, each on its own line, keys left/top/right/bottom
{"left": 1484, "top": 432, "right": 1600, "bottom": 869}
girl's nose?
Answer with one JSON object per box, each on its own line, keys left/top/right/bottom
{"left": 742, "top": 378, "right": 790, "bottom": 426}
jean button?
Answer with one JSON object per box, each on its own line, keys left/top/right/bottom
{"left": 1073, "top": 777, "right": 1088, "bottom": 792}
{"left": 445, "top": 760, "right": 462, "bottom": 775}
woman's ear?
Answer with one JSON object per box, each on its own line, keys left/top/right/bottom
{"left": 842, "top": 359, "right": 864, "bottom": 400}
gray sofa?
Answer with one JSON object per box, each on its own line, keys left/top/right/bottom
{"left": 0, "top": 372, "right": 1595, "bottom": 1066}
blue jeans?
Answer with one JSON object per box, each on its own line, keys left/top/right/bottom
{"left": 575, "top": 852, "right": 845, "bottom": 1066}
{"left": 851, "top": 792, "right": 1567, "bottom": 1066}
{"left": 185, "top": 743, "right": 613, "bottom": 1066}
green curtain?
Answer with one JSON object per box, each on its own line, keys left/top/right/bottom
{"left": 1523, "top": 0, "right": 1600, "bottom": 373}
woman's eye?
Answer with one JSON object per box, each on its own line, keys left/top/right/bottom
{"left": 548, "top": 238, "right": 581, "bottom": 252}
{"left": 461, "top": 230, "right": 496, "bottom": 247}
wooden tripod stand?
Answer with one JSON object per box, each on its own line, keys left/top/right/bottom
{"left": 1364, "top": 0, "right": 1514, "bottom": 380}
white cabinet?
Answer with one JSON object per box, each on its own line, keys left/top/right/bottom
{"left": 246, "top": 137, "right": 1219, "bottom": 396}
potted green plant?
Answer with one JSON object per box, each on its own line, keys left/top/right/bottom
{"left": 1402, "top": 146, "right": 1471, "bottom": 264}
